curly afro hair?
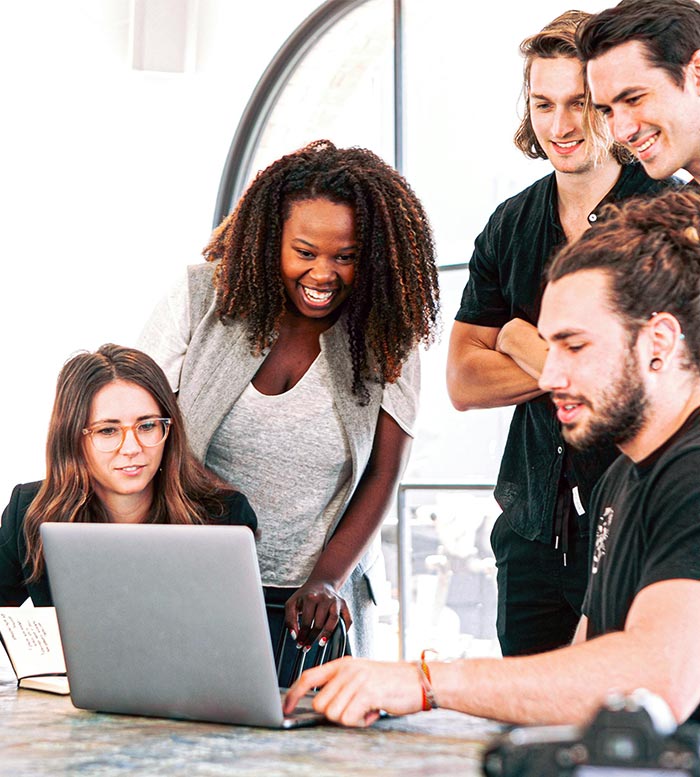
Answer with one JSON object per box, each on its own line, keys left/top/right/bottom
{"left": 203, "top": 139, "right": 440, "bottom": 402}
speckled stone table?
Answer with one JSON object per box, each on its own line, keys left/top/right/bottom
{"left": 0, "top": 666, "right": 501, "bottom": 776}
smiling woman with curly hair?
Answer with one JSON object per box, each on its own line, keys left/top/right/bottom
{"left": 139, "top": 139, "right": 439, "bottom": 665}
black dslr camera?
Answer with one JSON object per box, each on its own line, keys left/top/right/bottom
{"left": 482, "top": 690, "right": 700, "bottom": 776}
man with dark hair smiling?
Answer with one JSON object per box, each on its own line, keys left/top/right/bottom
{"left": 286, "top": 187, "right": 700, "bottom": 729}
{"left": 578, "top": 0, "right": 700, "bottom": 182}
{"left": 447, "top": 10, "right": 669, "bottom": 658}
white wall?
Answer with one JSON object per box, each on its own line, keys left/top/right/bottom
{"left": 0, "top": 0, "right": 614, "bottom": 504}
{"left": 0, "top": 0, "right": 319, "bottom": 499}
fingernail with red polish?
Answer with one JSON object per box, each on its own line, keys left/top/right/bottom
{"left": 319, "top": 637, "right": 328, "bottom": 647}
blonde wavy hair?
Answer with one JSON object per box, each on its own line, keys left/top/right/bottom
{"left": 513, "top": 9, "right": 632, "bottom": 166}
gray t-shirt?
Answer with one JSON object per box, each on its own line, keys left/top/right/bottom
{"left": 206, "top": 354, "right": 352, "bottom": 587}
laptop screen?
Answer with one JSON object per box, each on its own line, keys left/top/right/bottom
{"left": 41, "top": 522, "right": 315, "bottom": 727}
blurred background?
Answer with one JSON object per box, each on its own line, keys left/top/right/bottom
{"left": 0, "top": 0, "right": 612, "bottom": 659}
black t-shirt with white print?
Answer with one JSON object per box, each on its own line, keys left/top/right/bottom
{"left": 584, "top": 407, "right": 700, "bottom": 721}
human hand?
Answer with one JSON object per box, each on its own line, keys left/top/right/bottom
{"left": 284, "top": 657, "right": 424, "bottom": 727}
{"left": 285, "top": 580, "right": 352, "bottom": 649}
{"left": 495, "top": 318, "right": 546, "bottom": 380}
{"left": 495, "top": 318, "right": 535, "bottom": 356}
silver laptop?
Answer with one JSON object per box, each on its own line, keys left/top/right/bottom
{"left": 41, "top": 522, "right": 323, "bottom": 728}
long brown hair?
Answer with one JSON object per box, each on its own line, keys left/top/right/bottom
{"left": 514, "top": 10, "right": 631, "bottom": 166}
{"left": 24, "top": 344, "right": 233, "bottom": 580}
{"left": 204, "top": 140, "right": 440, "bottom": 403}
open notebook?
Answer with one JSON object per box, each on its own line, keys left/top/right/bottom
{"left": 41, "top": 522, "right": 323, "bottom": 728}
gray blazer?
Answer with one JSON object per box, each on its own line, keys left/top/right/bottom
{"left": 139, "top": 262, "right": 420, "bottom": 656}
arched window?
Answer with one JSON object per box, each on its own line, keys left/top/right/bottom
{"left": 214, "top": 0, "right": 609, "bottom": 659}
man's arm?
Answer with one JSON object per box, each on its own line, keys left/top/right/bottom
{"left": 446, "top": 319, "right": 546, "bottom": 410}
{"left": 285, "top": 578, "right": 700, "bottom": 727}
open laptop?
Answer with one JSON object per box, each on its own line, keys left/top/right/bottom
{"left": 41, "top": 522, "right": 324, "bottom": 728}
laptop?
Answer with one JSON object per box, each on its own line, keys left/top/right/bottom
{"left": 40, "top": 522, "right": 324, "bottom": 728}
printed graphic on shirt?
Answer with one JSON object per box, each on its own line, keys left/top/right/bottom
{"left": 592, "top": 506, "right": 614, "bottom": 575}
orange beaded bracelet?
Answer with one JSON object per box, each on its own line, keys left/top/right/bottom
{"left": 415, "top": 649, "right": 438, "bottom": 710}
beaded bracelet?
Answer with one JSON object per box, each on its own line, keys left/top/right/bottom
{"left": 415, "top": 649, "right": 438, "bottom": 711}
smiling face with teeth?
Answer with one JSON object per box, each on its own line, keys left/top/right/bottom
{"left": 280, "top": 197, "right": 357, "bottom": 322}
{"left": 528, "top": 55, "right": 599, "bottom": 175}
{"left": 83, "top": 380, "right": 165, "bottom": 521}
{"left": 588, "top": 40, "right": 700, "bottom": 181}
{"left": 538, "top": 269, "right": 649, "bottom": 454}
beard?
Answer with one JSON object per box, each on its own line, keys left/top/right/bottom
{"left": 561, "top": 349, "right": 649, "bottom": 451}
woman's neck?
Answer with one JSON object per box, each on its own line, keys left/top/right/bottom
{"left": 279, "top": 303, "right": 342, "bottom": 336}
{"left": 98, "top": 486, "right": 154, "bottom": 524}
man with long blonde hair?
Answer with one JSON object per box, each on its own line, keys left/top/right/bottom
{"left": 447, "top": 10, "right": 672, "bottom": 657}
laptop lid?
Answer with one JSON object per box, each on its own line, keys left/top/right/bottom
{"left": 41, "top": 522, "right": 321, "bottom": 728}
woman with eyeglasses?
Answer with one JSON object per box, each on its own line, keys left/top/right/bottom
{"left": 138, "top": 140, "right": 440, "bottom": 660}
{"left": 0, "top": 343, "right": 257, "bottom": 606}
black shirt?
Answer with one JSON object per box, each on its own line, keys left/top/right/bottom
{"left": 0, "top": 481, "right": 258, "bottom": 606}
{"left": 455, "top": 163, "right": 673, "bottom": 542}
{"left": 584, "top": 408, "right": 700, "bottom": 722}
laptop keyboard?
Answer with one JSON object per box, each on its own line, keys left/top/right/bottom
{"left": 279, "top": 690, "right": 324, "bottom": 727}
{"left": 279, "top": 690, "right": 316, "bottom": 712}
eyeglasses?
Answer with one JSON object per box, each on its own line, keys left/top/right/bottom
{"left": 82, "top": 418, "right": 171, "bottom": 452}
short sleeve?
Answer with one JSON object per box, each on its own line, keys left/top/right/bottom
{"left": 638, "top": 456, "right": 700, "bottom": 590}
{"left": 381, "top": 348, "right": 420, "bottom": 437}
{"left": 137, "top": 271, "right": 191, "bottom": 392}
{"left": 582, "top": 445, "right": 700, "bottom": 622}
{"left": 455, "top": 214, "right": 510, "bottom": 328}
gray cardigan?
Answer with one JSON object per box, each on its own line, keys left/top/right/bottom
{"left": 139, "top": 263, "right": 420, "bottom": 656}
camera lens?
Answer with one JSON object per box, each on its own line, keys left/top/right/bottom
{"left": 601, "top": 731, "right": 641, "bottom": 761}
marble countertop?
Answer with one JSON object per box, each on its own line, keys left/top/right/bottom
{"left": 0, "top": 666, "right": 502, "bottom": 776}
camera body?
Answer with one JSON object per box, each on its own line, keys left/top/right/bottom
{"left": 482, "top": 691, "right": 700, "bottom": 776}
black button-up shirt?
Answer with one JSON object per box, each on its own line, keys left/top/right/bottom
{"left": 455, "top": 163, "right": 674, "bottom": 542}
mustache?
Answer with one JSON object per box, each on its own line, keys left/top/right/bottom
{"left": 550, "top": 393, "right": 592, "bottom": 407}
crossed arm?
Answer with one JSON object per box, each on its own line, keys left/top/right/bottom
{"left": 446, "top": 319, "right": 547, "bottom": 410}
{"left": 284, "top": 578, "right": 700, "bottom": 727}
